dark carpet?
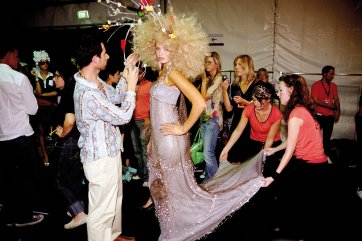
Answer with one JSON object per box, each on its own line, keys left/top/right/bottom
{"left": 1, "top": 149, "right": 361, "bottom": 241}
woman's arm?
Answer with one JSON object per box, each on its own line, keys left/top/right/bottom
{"left": 264, "top": 141, "right": 287, "bottom": 156}
{"left": 264, "top": 119, "right": 282, "bottom": 149}
{"left": 31, "top": 69, "right": 42, "bottom": 94}
{"left": 222, "top": 79, "right": 233, "bottom": 112}
{"left": 275, "top": 117, "right": 301, "bottom": 172}
{"left": 263, "top": 116, "right": 302, "bottom": 187}
{"left": 200, "top": 71, "right": 209, "bottom": 100}
{"left": 160, "top": 69, "right": 206, "bottom": 135}
{"left": 38, "top": 90, "right": 58, "bottom": 97}
{"left": 239, "top": 97, "right": 252, "bottom": 107}
{"left": 56, "top": 113, "right": 76, "bottom": 138}
{"left": 219, "top": 111, "right": 248, "bottom": 160}
{"left": 34, "top": 78, "right": 42, "bottom": 94}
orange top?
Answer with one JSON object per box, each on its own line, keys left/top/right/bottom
{"left": 134, "top": 79, "right": 152, "bottom": 120}
{"left": 290, "top": 107, "right": 327, "bottom": 163}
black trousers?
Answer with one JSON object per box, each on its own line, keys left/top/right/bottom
{"left": 279, "top": 159, "right": 331, "bottom": 240}
{"left": 0, "top": 135, "right": 37, "bottom": 224}
{"left": 316, "top": 114, "right": 335, "bottom": 154}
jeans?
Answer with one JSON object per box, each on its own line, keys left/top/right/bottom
{"left": 201, "top": 117, "right": 220, "bottom": 181}
{"left": 130, "top": 119, "right": 149, "bottom": 181}
{"left": 0, "top": 135, "right": 37, "bottom": 224}
{"left": 53, "top": 136, "right": 86, "bottom": 216}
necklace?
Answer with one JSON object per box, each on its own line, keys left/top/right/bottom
{"left": 80, "top": 71, "right": 106, "bottom": 95}
{"left": 79, "top": 71, "right": 86, "bottom": 80}
{"left": 255, "top": 103, "right": 272, "bottom": 123}
{"left": 158, "top": 65, "right": 173, "bottom": 84}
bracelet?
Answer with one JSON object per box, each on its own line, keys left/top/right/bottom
{"left": 271, "top": 171, "right": 280, "bottom": 181}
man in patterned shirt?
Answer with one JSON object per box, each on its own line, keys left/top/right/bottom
{"left": 73, "top": 34, "right": 139, "bottom": 241}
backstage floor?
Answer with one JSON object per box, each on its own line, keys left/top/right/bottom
{"left": 0, "top": 159, "right": 361, "bottom": 241}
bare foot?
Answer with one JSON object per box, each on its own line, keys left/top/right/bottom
{"left": 142, "top": 196, "right": 153, "bottom": 209}
{"left": 64, "top": 212, "right": 87, "bottom": 229}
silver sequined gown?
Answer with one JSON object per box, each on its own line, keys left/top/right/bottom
{"left": 149, "top": 80, "right": 265, "bottom": 241}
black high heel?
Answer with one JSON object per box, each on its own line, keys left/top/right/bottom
{"left": 139, "top": 202, "right": 154, "bottom": 211}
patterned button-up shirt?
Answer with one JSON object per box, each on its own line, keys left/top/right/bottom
{"left": 73, "top": 72, "right": 136, "bottom": 164}
{"left": 203, "top": 74, "right": 224, "bottom": 129}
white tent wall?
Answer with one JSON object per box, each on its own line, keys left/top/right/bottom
{"left": 24, "top": 0, "right": 362, "bottom": 140}
{"left": 274, "top": 0, "right": 362, "bottom": 140}
{"left": 172, "top": 0, "right": 276, "bottom": 73}
{"left": 173, "top": 0, "right": 362, "bottom": 140}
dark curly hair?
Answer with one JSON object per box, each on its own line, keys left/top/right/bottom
{"left": 75, "top": 33, "right": 104, "bottom": 69}
{"left": 252, "top": 81, "right": 277, "bottom": 103}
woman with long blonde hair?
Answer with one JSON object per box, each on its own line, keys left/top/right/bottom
{"left": 222, "top": 54, "right": 256, "bottom": 163}
{"left": 200, "top": 51, "right": 224, "bottom": 181}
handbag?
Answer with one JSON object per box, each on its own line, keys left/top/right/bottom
{"left": 191, "top": 127, "right": 204, "bottom": 165}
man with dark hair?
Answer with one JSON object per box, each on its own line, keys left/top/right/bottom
{"left": 0, "top": 41, "right": 44, "bottom": 227}
{"left": 311, "top": 65, "right": 341, "bottom": 155}
{"left": 73, "top": 33, "right": 139, "bottom": 241}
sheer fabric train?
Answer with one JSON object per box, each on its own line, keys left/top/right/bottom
{"left": 148, "top": 80, "right": 265, "bottom": 241}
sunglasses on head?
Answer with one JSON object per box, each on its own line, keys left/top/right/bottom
{"left": 39, "top": 61, "right": 49, "bottom": 65}
{"left": 54, "top": 73, "right": 63, "bottom": 79}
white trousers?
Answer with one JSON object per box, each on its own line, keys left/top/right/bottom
{"left": 83, "top": 152, "right": 122, "bottom": 241}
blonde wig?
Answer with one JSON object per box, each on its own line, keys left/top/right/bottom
{"left": 132, "top": 12, "right": 210, "bottom": 80}
{"left": 232, "top": 54, "right": 255, "bottom": 86}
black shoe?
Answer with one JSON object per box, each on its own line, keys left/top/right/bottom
{"left": 139, "top": 203, "right": 154, "bottom": 212}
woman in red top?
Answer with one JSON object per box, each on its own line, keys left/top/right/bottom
{"left": 220, "top": 81, "right": 282, "bottom": 168}
{"left": 219, "top": 81, "right": 283, "bottom": 238}
{"left": 264, "top": 74, "right": 330, "bottom": 240}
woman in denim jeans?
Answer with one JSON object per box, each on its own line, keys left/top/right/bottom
{"left": 53, "top": 61, "right": 88, "bottom": 229}
{"left": 200, "top": 52, "right": 224, "bottom": 182}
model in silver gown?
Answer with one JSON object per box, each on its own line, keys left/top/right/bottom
{"left": 148, "top": 78, "right": 265, "bottom": 241}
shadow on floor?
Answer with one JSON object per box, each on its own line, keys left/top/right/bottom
{"left": 1, "top": 159, "right": 361, "bottom": 241}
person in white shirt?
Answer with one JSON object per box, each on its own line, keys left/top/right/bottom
{"left": 0, "top": 41, "right": 44, "bottom": 227}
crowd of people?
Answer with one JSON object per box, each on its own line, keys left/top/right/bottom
{"left": 0, "top": 5, "right": 360, "bottom": 241}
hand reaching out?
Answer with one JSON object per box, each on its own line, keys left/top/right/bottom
{"left": 125, "top": 53, "right": 139, "bottom": 67}
{"left": 123, "top": 53, "right": 140, "bottom": 91}
{"left": 233, "top": 96, "right": 244, "bottom": 105}
{"left": 30, "top": 68, "right": 38, "bottom": 78}
{"left": 123, "top": 53, "right": 139, "bottom": 77}
{"left": 55, "top": 125, "right": 63, "bottom": 138}
{"left": 263, "top": 147, "right": 276, "bottom": 156}
{"left": 219, "top": 149, "right": 228, "bottom": 162}
{"left": 262, "top": 177, "right": 274, "bottom": 187}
